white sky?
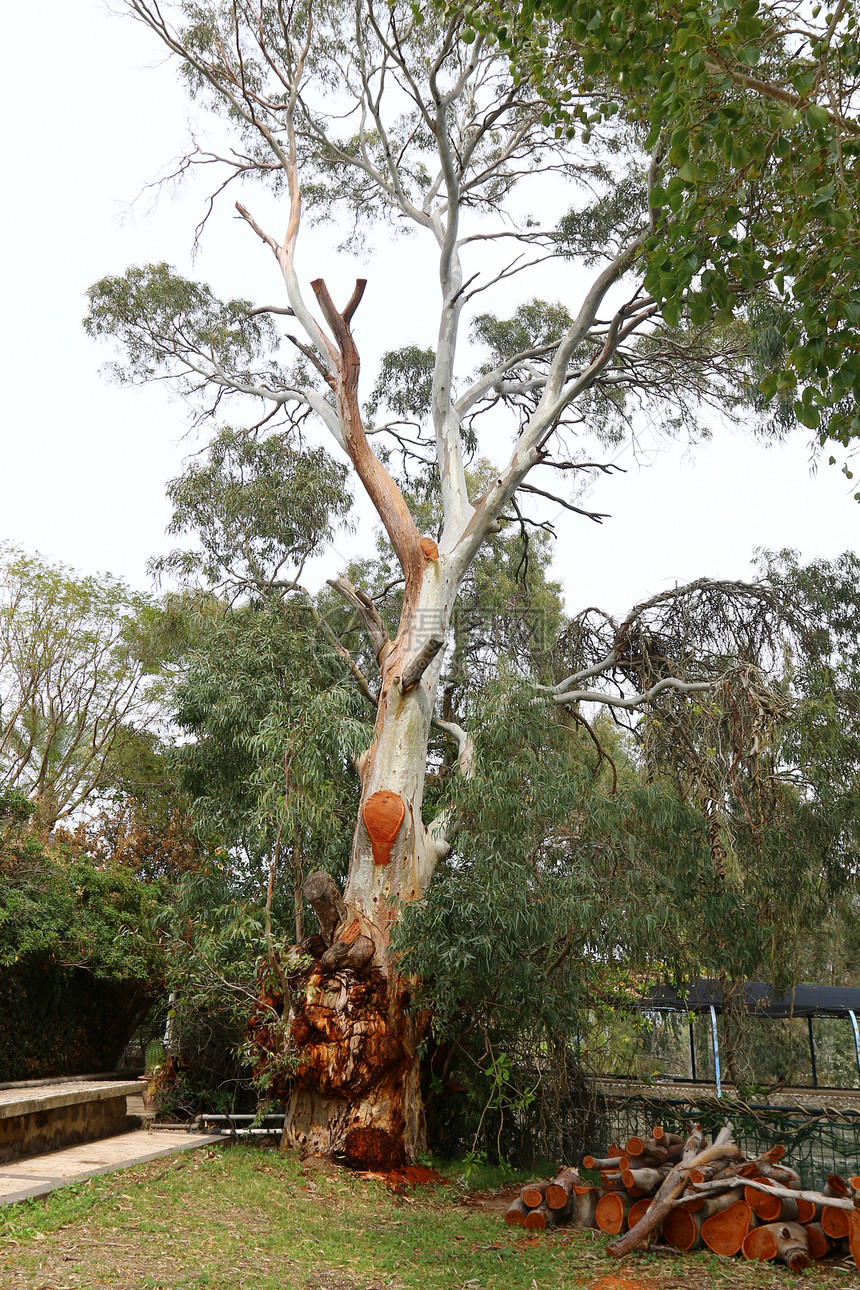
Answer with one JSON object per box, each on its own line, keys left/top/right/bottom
{"left": 1, "top": 0, "right": 857, "bottom": 620}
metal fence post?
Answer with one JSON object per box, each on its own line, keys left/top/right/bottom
{"left": 849, "top": 1010, "right": 860, "bottom": 1087}
{"left": 808, "top": 1015, "right": 818, "bottom": 1089}
{"left": 710, "top": 1004, "right": 722, "bottom": 1097}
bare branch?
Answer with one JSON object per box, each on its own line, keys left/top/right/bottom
{"left": 326, "top": 577, "right": 391, "bottom": 666}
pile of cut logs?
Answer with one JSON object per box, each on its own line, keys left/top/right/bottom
{"left": 504, "top": 1124, "right": 860, "bottom": 1272}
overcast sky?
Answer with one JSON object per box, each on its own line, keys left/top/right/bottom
{"left": 1, "top": 0, "right": 857, "bottom": 621}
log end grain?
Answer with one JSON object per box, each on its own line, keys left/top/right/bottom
{"left": 662, "top": 1207, "right": 702, "bottom": 1251}
{"left": 595, "top": 1192, "right": 632, "bottom": 1235}
{"left": 701, "top": 1200, "right": 752, "bottom": 1257}
{"left": 822, "top": 1204, "right": 851, "bottom": 1240}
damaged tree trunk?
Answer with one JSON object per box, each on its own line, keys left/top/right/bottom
{"left": 278, "top": 350, "right": 465, "bottom": 1162}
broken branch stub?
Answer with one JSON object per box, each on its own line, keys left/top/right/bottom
{"left": 303, "top": 870, "right": 347, "bottom": 945}
{"left": 400, "top": 636, "right": 445, "bottom": 693}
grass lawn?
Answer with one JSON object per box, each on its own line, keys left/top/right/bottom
{"left": 1, "top": 1143, "right": 859, "bottom": 1289}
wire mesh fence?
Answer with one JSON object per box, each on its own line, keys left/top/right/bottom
{"left": 597, "top": 1092, "right": 860, "bottom": 1188}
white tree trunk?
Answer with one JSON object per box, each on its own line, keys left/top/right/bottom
{"left": 282, "top": 554, "right": 458, "bottom": 1165}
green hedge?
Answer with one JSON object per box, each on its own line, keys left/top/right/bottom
{"left": 0, "top": 959, "right": 154, "bottom": 1080}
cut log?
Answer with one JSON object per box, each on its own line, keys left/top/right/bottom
{"left": 620, "top": 1167, "right": 669, "bottom": 1194}
{"left": 524, "top": 1201, "right": 553, "bottom": 1231}
{"left": 618, "top": 1151, "right": 667, "bottom": 1170}
{"left": 822, "top": 1203, "right": 851, "bottom": 1240}
{"left": 608, "top": 1125, "right": 715, "bottom": 1257}
{"left": 850, "top": 1175, "right": 860, "bottom": 1190}
{"left": 848, "top": 1208, "right": 860, "bottom": 1272}
{"left": 794, "top": 1197, "right": 816, "bottom": 1224}
{"left": 505, "top": 1198, "right": 529, "bottom": 1227}
{"left": 574, "top": 1185, "right": 600, "bottom": 1228}
{"left": 521, "top": 1179, "right": 551, "bottom": 1209}
{"left": 662, "top": 1206, "right": 703, "bottom": 1251}
{"left": 825, "top": 1175, "right": 850, "bottom": 1198}
{"left": 742, "top": 1221, "right": 811, "bottom": 1271}
{"left": 745, "top": 1178, "right": 783, "bottom": 1222}
{"left": 546, "top": 1168, "right": 581, "bottom": 1210}
{"left": 803, "top": 1222, "right": 831, "bottom": 1261}
{"left": 701, "top": 1199, "right": 753, "bottom": 1256}
{"left": 627, "top": 1198, "right": 654, "bottom": 1230}
{"left": 583, "top": 1152, "right": 622, "bottom": 1170}
{"left": 625, "top": 1136, "right": 665, "bottom": 1158}
{"left": 595, "top": 1191, "right": 634, "bottom": 1235}
{"left": 651, "top": 1126, "right": 685, "bottom": 1146}
{"left": 524, "top": 1198, "right": 573, "bottom": 1231}
{"left": 600, "top": 1171, "right": 627, "bottom": 1193}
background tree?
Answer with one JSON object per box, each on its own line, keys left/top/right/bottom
{"left": 84, "top": 0, "right": 859, "bottom": 1164}
{"left": 0, "top": 544, "right": 162, "bottom": 835}
{"left": 492, "top": 0, "right": 860, "bottom": 456}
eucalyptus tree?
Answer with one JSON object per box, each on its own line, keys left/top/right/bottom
{"left": 86, "top": 0, "right": 800, "bottom": 1164}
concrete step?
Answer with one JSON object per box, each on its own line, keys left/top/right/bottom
{"left": 0, "top": 1078, "right": 143, "bottom": 1165}
{"left": 0, "top": 1128, "right": 224, "bottom": 1204}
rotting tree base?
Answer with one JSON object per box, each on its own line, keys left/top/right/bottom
{"left": 278, "top": 962, "right": 427, "bottom": 1169}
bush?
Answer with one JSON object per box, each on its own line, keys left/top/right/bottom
{"left": 0, "top": 805, "right": 163, "bottom": 1080}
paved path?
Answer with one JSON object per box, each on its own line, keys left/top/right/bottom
{"left": 0, "top": 1129, "right": 223, "bottom": 1205}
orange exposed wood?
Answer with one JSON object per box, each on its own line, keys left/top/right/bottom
{"left": 505, "top": 1198, "right": 528, "bottom": 1227}
{"left": 607, "top": 1129, "right": 738, "bottom": 1258}
{"left": 339, "top": 917, "right": 362, "bottom": 946}
{"left": 825, "top": 1174, "right": 849, "bottom": 1197}
{"left": 419, "top": 537, "right": 439, "bottom": 560}
{"left": 362, "top": 790, "right": 405, "bottom": 865}
{"left": 524, "top": 1201, "right": 553, "bottom": 1231}
{"left": 822, "top": 1203, "right": 850, "bottom": 1239}
{"left": 701, "top": 1199, "right": 753, "bottom": 1256}
{"left": 662, "top": 1206, "right": 702, "bottom": 1251}
{"left": 595, "top": 1191, "right": 633, "bottom": 1234}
